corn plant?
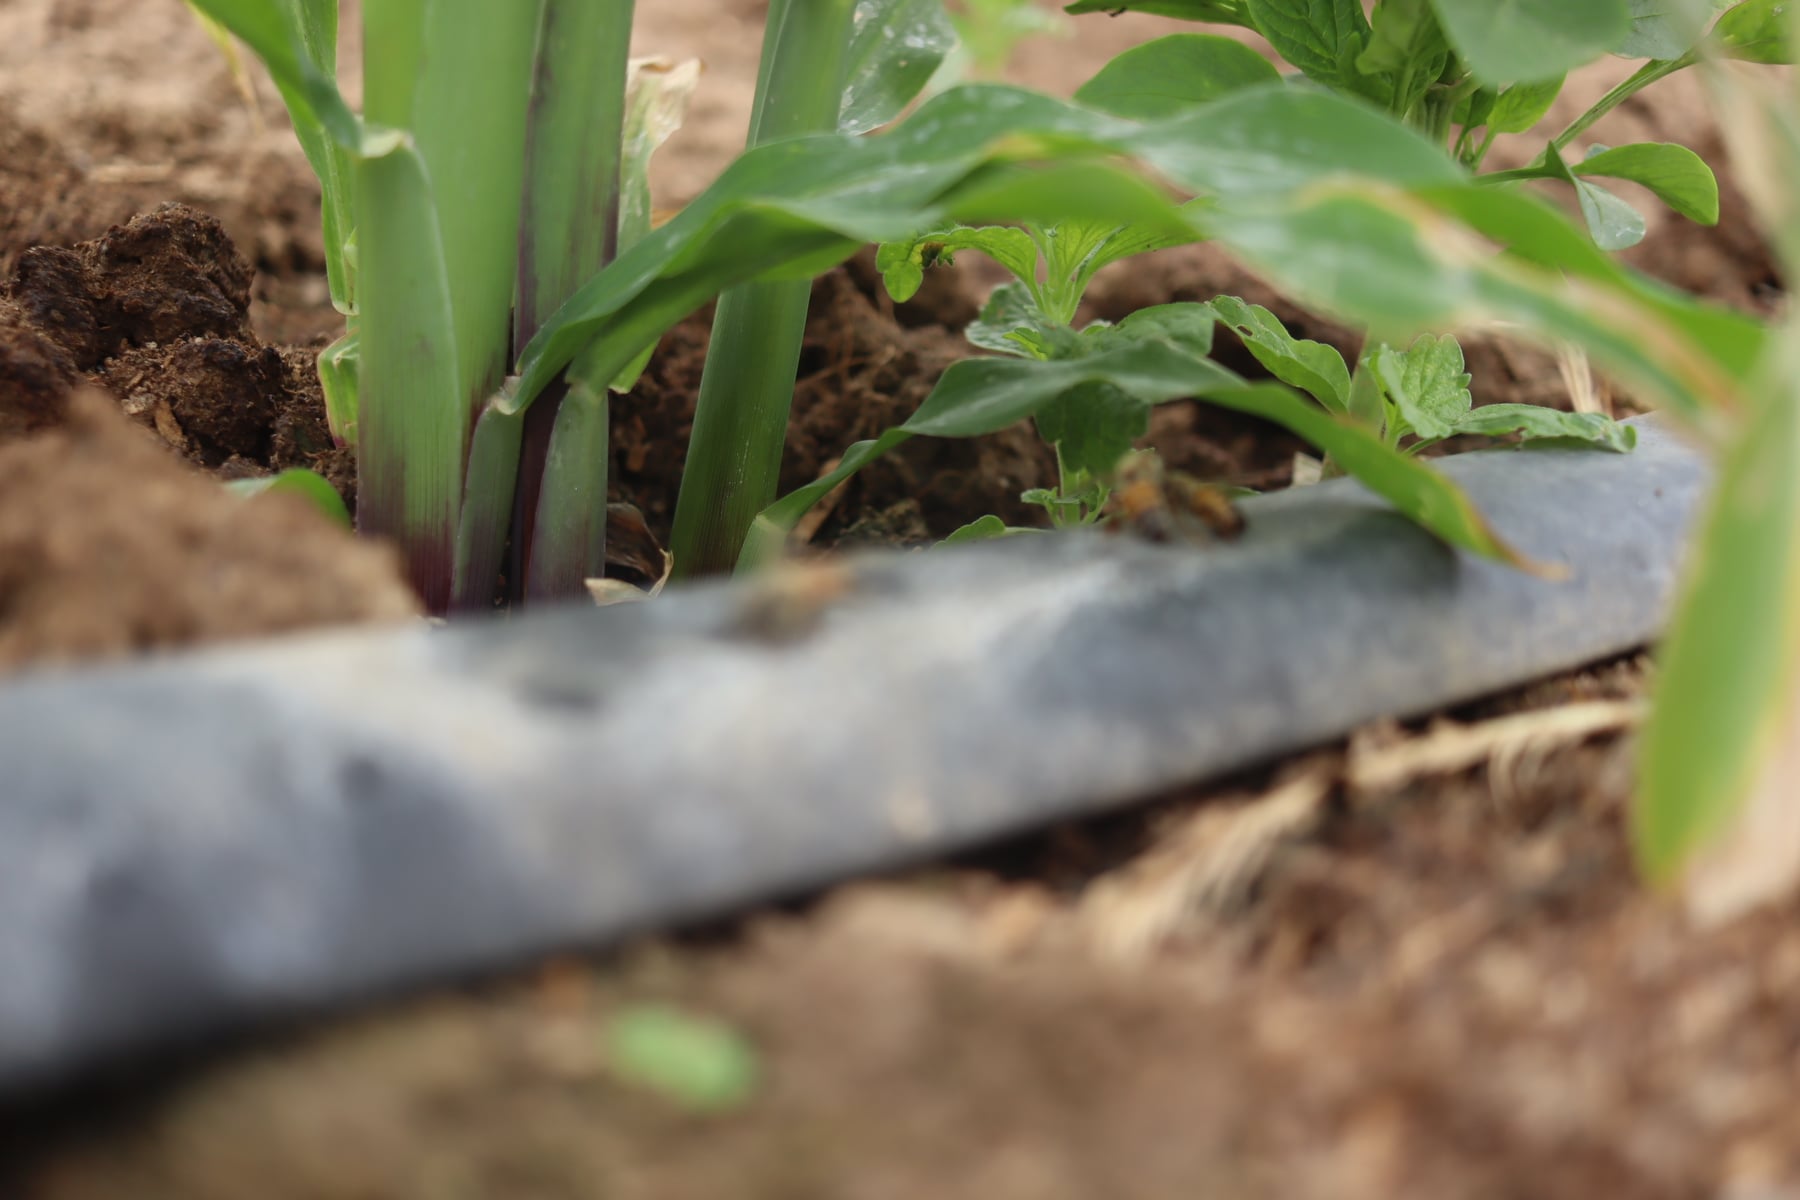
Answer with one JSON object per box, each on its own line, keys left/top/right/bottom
{"left": 190, "top": 0, "right": 959, "bottom": 608}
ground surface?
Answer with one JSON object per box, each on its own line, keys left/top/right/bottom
{"left": 0, "top": 1, "right": 1795, "bottom": 1196}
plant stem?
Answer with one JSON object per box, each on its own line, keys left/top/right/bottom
{"left": 1549, "top": 55, "right": 1692, "bottom": 155}
{"left": 507, "top": 0, "right": 636, "bottom": 606}
{"left": 667, "top": 0, "right": 858, "bottom": 578}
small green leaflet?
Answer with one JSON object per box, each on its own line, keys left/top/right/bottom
{"left": 1073, "top": 34, "right": 1280, "bottom": 120}
{"left": 941, "top": 513, "right": 1014, "bottom": 543}
{"left": 1575, "top": 177, "right": 1649, "bottom": 251}
{"left": 1206, "top": 295, "right": 1350, "bottom": 412}
{"left": 876, "top": 225, "right": 1038, "bottom": 303}
{"left": 966, "top": 282, "right": 1067, "bottom": 359}
{"left": 1371, "top": 332, "right": 1471, "bottom": 439}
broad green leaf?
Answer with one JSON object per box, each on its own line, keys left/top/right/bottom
{"left": 1712, "top": 0, "right": 1795, "bottom": 62}
{"left": 1450, "top": 403, "right": 1638, "bottom": 451}
{"left": 967, "top": 281, "right": 1066, "bottom": 358}
{"left": 1372, "top": 333, "right": 1471, "bottom": 439}
{"left": 877, "top": 225, "right": 1040, "bottom": 302}
{"left": 1576, "top": 142, "right": 1720, "bottom": 224}
{"left": 840, "top": 0, "right": 958, "bottom": 133}
{"left": 607, "top": 1006, "right": 758, "bottom": 1112}
{"left": 1066, "top": 0, "right": 1258, "bottom": 22}
{"left": 1074, "top": 34, "right": 1281, "bottom": 120}
{"left": 1206, "top": 294, "right": 1350, "bottom": 411}
{"left": 1035, "top": 381, "right": 1151, "bottom": 476}
{"left": 1430, "top": 0, "right": 1631, "bottom": 84}
{"left": 513, "top": 82, "right": 1454, "bottom": 419}
{"left": 226, "top": 468, "right": 352, "bottom": 528}
{"left": 1487, "top": 76, "right": 1564, "bottom": 134}
{"left": 1575, "top": 177, "right": 1649, "bottom": 250}
{"left": 1245, "top": 0, "right": 1375, "bottom": 92}
{"left": 1616, "top": 0, "right": 1726, "bottom": 58}
{"left": 1636, "top": 348, "right": 1800, "bottom": 889}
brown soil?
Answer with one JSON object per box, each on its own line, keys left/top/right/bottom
{"left": 0, "top": 1, "right": 1794, "bottom": 1196}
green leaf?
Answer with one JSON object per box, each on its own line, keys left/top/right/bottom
{"left": 1487, "top": 76, "right": 1564, "bottom": 134}
{"left": 1066, "top": 0, "right": 1258, "bottom": 21}
{"left": 1575, "top": 142, "right": 1720, "bottom": 224}
{"left": 1712, "top": 0, "right": 1794, "bottom": 62}
{"left": 1036, "top": 381, "right": 1152, "bottom": 476}
{"left": 1450, "top": 403, "right": 1639, "bottom": 451}
{"left": 184, "top": 0, "right": 361, "bottom": 148}
{"left": 606, "top": 1006, "right": 758, "bottom": 1113}
{"left": 1207, "top": 382, "right": 1533, "bottom": 566}
{"left": 840, "top": 0, "right": 958, "bottom": 133}
{"left": 1371, "top": 333, "right": 1471, "bottom": 439}
{"left": 877, "top": 225, "right": 1039, "bottom": 301}
{"left": 317, "top": 326, "right": 359, "bottom": 448}
{"left": 1245, "top": 0, "right": 1375, "bottom": 92}
{"left": 1084, "top": 302, "right": 1219, "bottom": 358}
{"left": 226, "top": 468, "right": 352, "bottom": 529}
{"left": 1616, "top": 0, "right": 1725, "bottom": 58}
{"left": 967, "top": 281, "right": 1067, "bottom": 358}
{"left": 941, "top": 513, "right": 1014, "bottom": 543}
{"left": 1074, "top": 33, "right": 1280, "bottom": 120}
{"left": 1430, "top": 0, "right": 1631, "bottom": 84}
{"left": 1636, "top": 346, "right": 1800, "bottom": 885}
{"left": 1358, "top": 0, "right": 1448, "bottom": 79}
{"left": 758, "top": 337, "right": 1533, "bottom": 572}
{"left": 1575, "top": 177, "right": 1649, "bottom": 250}
{"left": 1206, "top": 295, "right": 1350, "bottom": 411}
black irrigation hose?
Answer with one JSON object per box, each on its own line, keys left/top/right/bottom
{"left": 0, "top": 416, "right": 1707, "bottom": 1094}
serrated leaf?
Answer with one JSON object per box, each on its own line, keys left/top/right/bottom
{"left": 1712, "top": 0, "right": 1794, "bottom": 63}
{"left": 1371, "top": 333, "right": 1471, "bottom": 439}
{"left": 1451, "top": 403, "right": 1638, "bottom": 451}
{"left": 1245, "top": 0, "right": 1375, "bottom": 91}
{"left": 1576, "top": 142, "right": 1720, "bottom": 224}
{"left": 1074, "top": 34, "right": 1280, "bottom": 120}
{"left": 967, "top": 281, "right": 1066, "bottom": 359}
{"left": 841, "top": 0, "right": 958, "bottom": 133}
{"left": 1431, "top": 0, "right": 1631, "bottom": 84}
{"left": 1487, "top": 76, "right": 1564, "bottom": 134}
{"left": 1207, "top": 295, "right": 1351, "bottom": 412}
{"left": 1575, "top": 177, "right": 1649, "bottom": 250}
{"left": 1036, "top": 381, "right": 1152, "bottom": 476}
